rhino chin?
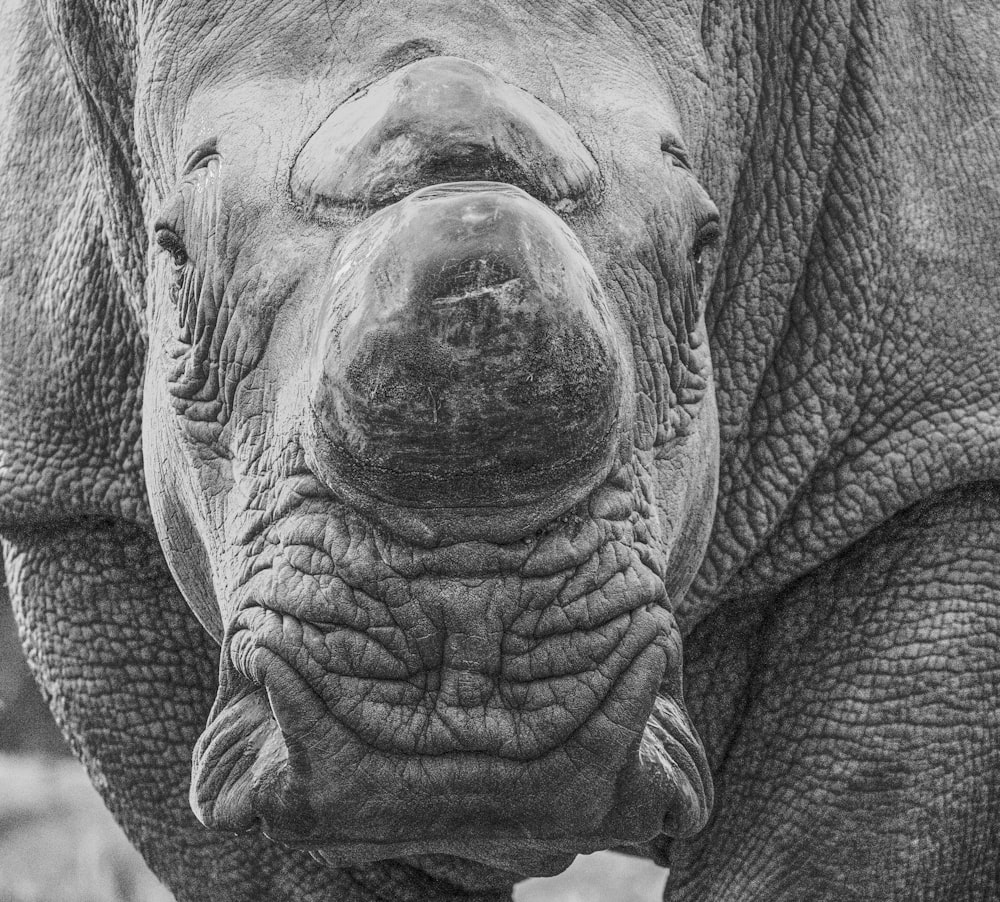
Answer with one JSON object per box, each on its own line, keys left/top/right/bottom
{"left": 188, "top": 612, "right": 712, "bottom": 872}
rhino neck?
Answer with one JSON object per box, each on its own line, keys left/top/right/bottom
{"left": 686, "top": 0, "right": 1000, "bottom": 624}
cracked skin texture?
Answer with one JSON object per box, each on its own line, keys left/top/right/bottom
{"left": 0, "top": 1, "right": 998, "bottom": 901}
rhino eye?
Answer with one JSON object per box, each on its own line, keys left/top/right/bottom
{"left": 156, "top": 227, "right": 189, "bottom": 269}
{"left": 692, "top": 219, "right": 720, "bottom": 286}
{"left": 155, "top": 224, "right": 200, "bottom": 342}
{"left": 153, "top": 157, "right": 221, "bottom": 347}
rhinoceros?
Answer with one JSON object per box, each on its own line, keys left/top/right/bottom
{"left": 1, "top": 0, "right": 998, "bottom": 899}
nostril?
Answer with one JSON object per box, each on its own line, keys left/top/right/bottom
{"left": 290, "top": 56, "right": 600, "bottom": 216}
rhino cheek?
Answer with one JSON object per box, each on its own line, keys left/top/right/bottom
{"left": 661, "top": 382, "right": 721, "bottom": 623}
{"left": 141, "top": 304, "right": 225, "bottom": 642}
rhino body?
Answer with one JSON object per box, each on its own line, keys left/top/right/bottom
{"left": 1, "top": 1, "right": 999, "bottom": 900}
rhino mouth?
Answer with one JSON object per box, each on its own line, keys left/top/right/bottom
{"left": 189, "top": 476, "right": 711, "bottom": 875}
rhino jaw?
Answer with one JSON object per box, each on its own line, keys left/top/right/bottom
{"left": 188, "top": 520, "right": 711, "bottom": 874}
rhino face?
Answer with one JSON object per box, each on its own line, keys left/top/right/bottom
{"left": 136, "top": 1, "right": 719, "bottom": 877}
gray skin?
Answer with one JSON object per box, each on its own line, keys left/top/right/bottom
{"left": 1, "top": 0, "right": 999, "bottom": 900}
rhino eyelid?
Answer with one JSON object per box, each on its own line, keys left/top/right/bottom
{"left": 183, "top": 139, "right": 220, "bottom": 175}
{"left": 155, "top": 227, "right": 188, "bottom": 266}
{"left": 693, "top": 220, "right": 721, "bottom": 257}
{"left": 660, "top": 138, "right": 691, "bottom": 171}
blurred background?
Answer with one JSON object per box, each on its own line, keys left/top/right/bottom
{"left": 0, "top": 593, "right": 666, "bottom": 902}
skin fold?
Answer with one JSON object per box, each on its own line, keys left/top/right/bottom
{"left": 0, "top": 1, "right": 997, "bottom": 900}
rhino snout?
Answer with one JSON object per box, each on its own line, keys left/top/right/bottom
{"left": 304, "top": 182, "right": 627, "bottom": 522}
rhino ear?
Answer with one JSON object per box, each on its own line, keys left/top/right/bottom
{"left": 0, "top": 0, "right": 148, "bottom": 532}
{"left": 41, "top": 0, "right": 148, "bottom": 313}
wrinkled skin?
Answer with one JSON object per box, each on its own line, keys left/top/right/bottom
{"left": 1, "top": 0, "right": 999, "bottom": 900}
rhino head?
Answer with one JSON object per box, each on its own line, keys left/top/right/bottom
{"left": 136, "top": 3, "right": 719, "bottom": 877}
